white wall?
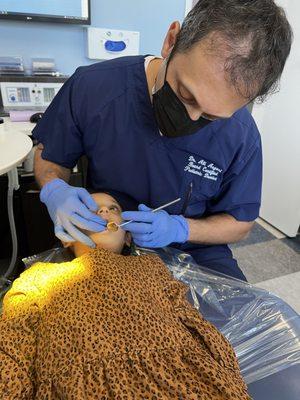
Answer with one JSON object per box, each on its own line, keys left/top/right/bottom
{"left": 252, "top": 0, "right": 300, "bottom": 236}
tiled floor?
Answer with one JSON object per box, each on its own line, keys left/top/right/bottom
{"left": 256, "top": 271, "right": 300, "bottom": 314}
{"left": 231, "top": 237, "right": 300, "bottom": 283}
{"left": 230, "top": 218, "right": 300, "bottom": 313}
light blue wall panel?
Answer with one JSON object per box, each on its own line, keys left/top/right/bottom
{"left": 0, "top": 0, "right": 185, "bottom": 76}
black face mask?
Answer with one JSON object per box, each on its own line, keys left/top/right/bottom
{"left": 152, "top": 63, "right": 213, "bottom": 138}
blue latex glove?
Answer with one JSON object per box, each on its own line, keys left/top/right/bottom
{"left": 40, "top": 179, "right": 106, "bottom": 247}
{"left": 121, "top": 204, "right": 189, "bottom": 248}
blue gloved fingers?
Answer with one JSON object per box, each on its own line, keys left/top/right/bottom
{"left": 77, "top": 188, "right": 99, "bottom": 213}
{"left": 133, "top": 236, "right": 153, "bottom": 247}
{"left": 138, "top": 204, "right": 153, "bottom": 212}
{"left": 132, "top": 231, "right": 163, "bottom": 248}
{"left": 69, "top": 213, "right": 107, "bottom": 233}
{"left": 79, "top": 210, "right": 107, "bottom": 226}
{"left": 54, "top": 225, "right": 76, "bottom": 243}
{"left": 133, "top": 237, "right": 160, "bottom": 248}
{"left": 64, "top": 220, "right": 96, "bottom": 248}
{"left": 133, "top": 229, "right": 169, "bottom": 248}
{"left": 123, "top": 221, "right": 153, "bottom": 234}
{"left": 133, "top": 239, "right": 148, "bottom": 248}
{"left": 131, "top": 232, "right": 154, "bottom": 244}
{"left": 74, "top": 199, "right": 107, "bottom": 226}
{"left": 121, "top": 210, "right": 156, "bottom": 223}
{"left": 149, "top": 232, "right": 165, "bottom": 248}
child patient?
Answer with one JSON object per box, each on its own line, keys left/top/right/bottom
{"left": 0, "top": 191, "right": 251, "bottom": 400}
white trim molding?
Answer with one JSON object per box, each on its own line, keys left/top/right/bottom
{"left": 185, "top": 0, "right": 198, "bottom": 16}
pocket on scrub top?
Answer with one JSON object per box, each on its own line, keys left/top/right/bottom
{"left": 179, "top": 174, "right": 221, "bottom": 218}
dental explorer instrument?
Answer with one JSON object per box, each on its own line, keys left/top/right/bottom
{"left": 107, "top": 197, "right": 181, "bottom": 232}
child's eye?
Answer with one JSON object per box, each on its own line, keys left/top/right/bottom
{"left": 110, "top": 206, "right": 120, "bottom": 212}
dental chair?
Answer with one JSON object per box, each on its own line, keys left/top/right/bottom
{"left": 139, "top": 247, "right": 300, "bottom": 400}
{"left": 1, "top": 246, "right": 300, "bottom": 400}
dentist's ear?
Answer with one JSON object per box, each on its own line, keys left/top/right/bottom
{"left": 161, "top": 21, "right": 181, "bottom": 59}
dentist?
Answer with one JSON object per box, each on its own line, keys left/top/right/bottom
{"left": 33, "top": 0, "right": 292, "bottom": 280}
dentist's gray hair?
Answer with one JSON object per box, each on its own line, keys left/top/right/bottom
{"left": 170, "top": 0, "right": 293, "bottom": 103}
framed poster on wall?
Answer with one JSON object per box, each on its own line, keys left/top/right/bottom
{"left": 185, "top": 0, "right": 199, "bottom": 16}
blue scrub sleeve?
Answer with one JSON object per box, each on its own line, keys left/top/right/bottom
{"left": 32, "top": 71, "right": 83, "bottom": 169}
{"left": 207, "top": 138, "right": 263, "bottom": 222}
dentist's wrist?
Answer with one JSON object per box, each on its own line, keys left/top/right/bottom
{"left": 40, "top": 178, "right": 68, "bottom": 203}
{"left": 172, "top": 215, "right": 189, "bottom": 243}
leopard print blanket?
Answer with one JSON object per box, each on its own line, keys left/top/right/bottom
{"left": 0, "top": 248, "right": 251, "bottom": 399}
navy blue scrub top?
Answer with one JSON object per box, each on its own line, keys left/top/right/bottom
{"left": 33, "top": 55, "right": 262, "bottom": 268}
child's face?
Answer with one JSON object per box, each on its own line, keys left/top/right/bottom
{"left": 67, "top": 193, "right": 131, "bottom": 257}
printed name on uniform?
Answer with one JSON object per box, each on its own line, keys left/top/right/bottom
{"left": 184, "top": 156, "right": 222, "bottom": 181}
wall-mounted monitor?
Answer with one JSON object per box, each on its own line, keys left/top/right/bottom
{"left": 0, "top": 0, "right": 91, "bottom": 25}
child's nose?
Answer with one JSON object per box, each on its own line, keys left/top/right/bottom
{"left": 97, "top": 206, "right": 110, "bottom": 219}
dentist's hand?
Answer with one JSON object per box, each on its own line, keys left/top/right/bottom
{"left": 40, "top": 179, "right": 106, "bottom": 247}
{"left": 122, "top": 204, "right": 189, "bottom": 248}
